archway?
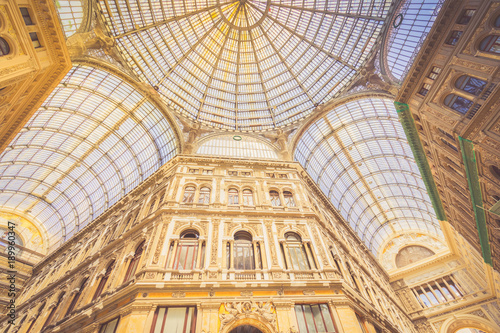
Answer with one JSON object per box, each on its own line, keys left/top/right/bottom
{"left": 230, "top": 325, "right": 263, "bottom": 333}
{"left": 439, "top": 314, "right": 500, "bottom": 333}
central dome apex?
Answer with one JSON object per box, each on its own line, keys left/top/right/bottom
{"left": 218, "top": 0, "right": 270, "bottom": 30}
{"left": 99, "top": 0, "right": 390, "bottom": 131}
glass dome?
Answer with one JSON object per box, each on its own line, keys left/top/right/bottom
{"left": 99, "top": 0, "right": 390, "bottom": 131}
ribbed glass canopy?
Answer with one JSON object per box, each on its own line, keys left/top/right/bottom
{"left": 385, "top": 0, "right": 444, "bottom": 82}
{"left": 55, "top": 0, "right": 84, "bottom": 38}
{"left": 0, "top": 65, "right": 178, "bottom": 250}
{"left": 294, "top": 98, "right": 443, "bottom": 254}
{"left": 99, "top": 0, "right": 390, "bottom": 131}
{"left": 196, "top": 135, "right": 279, "bottom": 159}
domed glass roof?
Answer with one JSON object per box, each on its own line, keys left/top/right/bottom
{"left": 99, "top": 0, "right": 390, "bottom": 131}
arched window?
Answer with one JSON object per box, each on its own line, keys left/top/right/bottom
{"left": 330, "top": 252, "right": 344, "bottom": 278}
{"left": 198, "top": 187, "right": 210, "bottom": 204}
{"left": 283, "top": 191, "right": 296, "bottom": 207}
{"left": 234, "top": 231, "right": 254, "bottom": 270}
{"left": 228, "top": 188, "right": 239, "bottom": 205}
{"left": 0, "top": 38, "right": 10, "bottom": 56}
{"left": 182, "top": 186, "right": 195, "bottom": 203}
{"left": 455, "top": 75, "right": 487, "bottom": 96}
{"left": 173, "top": 230, "right": 200, "bottom": 270}
{"left": 93, "top": 260, "right": 115, "bottom": 300}
{"left": 395, "top": 245, "right": 435, "bottom": 268}
{"left": 66, "top": 277, "right": 88, "bottom": 316}
{"left": 270, "top": 190, "right": 281, "bottom": 206}
{"left": 479, "top": 35, "right": 500, "bottom": 54}
{"left": 42, "top": 292, "right": 65, "bottom": 329}
{"left": 283, "top": 232, "right": 311, "bottom": 270}
{"left": 242, "top": 189, "right": 254, "bottom": 205}
{"left": 148, "top": 197, "right": 157, "bottom": 214}
{"left": 123, "top": 241, "right": 144, "bottom": 282}
{"left": 346, "top": 262, "right": 360, "bottom": 290}
{"left": 490, "top": 165, "right": 500, "bottom": 181}
{"left": 26, "top": 302, "right": 45, "bottom": 333}
{"left": 444, "top": 94, "right": 473, "bottom": 114}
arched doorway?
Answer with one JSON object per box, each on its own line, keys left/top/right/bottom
{"left": 230, "top": 326, "right": 263, "bottom": 333}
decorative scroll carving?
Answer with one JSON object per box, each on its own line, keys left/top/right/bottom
{"left": 264, "top": 220, "right": 278, "bottom": 266}
{"left": 152, "top": 222, "right": 168, "bottom": 264}
{"left": 219, "top": 301, "right": 276, "bottom": 330}
{"left": 211, "top": 220, "right": 220, "bottom": 265}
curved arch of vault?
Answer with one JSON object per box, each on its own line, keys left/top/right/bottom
{"left": 294, "top": 97, "right": 444, "bottom": 254}
{"left": 0, "top": 65, "right": 179, "bottom": 251}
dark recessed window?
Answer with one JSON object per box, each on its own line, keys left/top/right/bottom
{"left": 99, "top": 317, "right": 120, "bottom": 333}
{"left": 457, "top": 9, "right": 475, "bottom": 25}
{"left": 29, "top": 32, "right": 41, "bottom": 48}
{"left": 496, "top": 15, "right": 500, "bottom": 28}
{"left": 444, "top": 94, "right": 473, "bottom": 114}
{"left": 445, "top": 31, "right": 463, "bottom": 46}
{"left": 20, "top": 7, "right": 33, "bottom": 25}
{"left": 418, "top": 83, "right": 431, "bottom": 96}
{"left": 428, "top": 66, "right": 441, "bottom": 80}
{"left": 0, "top": 37, "right": 10, "bottom": 56}
{"left": 455, "top": 75, "right": 487, "bottom": 96}
{"left": 479, "top": 35, "right": 500, "bottom": 54}
{"left": 490, "top": 165, "right": 500, "bottom": 181}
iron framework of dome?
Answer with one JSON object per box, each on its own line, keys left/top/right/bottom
{"left": 98, "top": 0, "right": 391, "bottom": 131}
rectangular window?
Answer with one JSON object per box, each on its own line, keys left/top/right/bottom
{"left": 150, "top": 307, "right": 196, "bottom": 333}
{"left": 228, "top": 171, "right": 238, "bottom": 176}
{"left": 266, "top": 173, "right": 275, "bottom": 178}
{"left": 445, "top": 31, "right": 463, "bottom": 46}
{"left": 188, "top": 169, "right": 198, "bottom": 174}
{"left": 457, "top": 9, "right": 475, "bottom": 25}
{"left": 99, "top": 317, "right": 120, "bottom": 333}
{"left": 418, "top": 83, "right": 431, "bottom": 96}
{"left": 29, "top": 32, "right": 41, "bottom": 48}
{"left": 241, "top": 171, "right": 251, "bottom": 176}
{"left": 295, "top": 304, "right": 336, "bottom": 333}
{"left": 428, "top": 66, "right": 441, "bottom": 80}
{"left": 202, "top": 169, "right": 213, "bottom": 175}
{"left": 278, "top": 174, "right": 288, "bottom": 178}
{"left": 20, "top": 7, "right": 33, "bottom": 25}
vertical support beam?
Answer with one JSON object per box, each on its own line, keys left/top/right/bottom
{"left": 394, "top": 101, "right": 447, "bottom": 221}
{"left": 458, "top": 136, "right": 492, "bottom": 266}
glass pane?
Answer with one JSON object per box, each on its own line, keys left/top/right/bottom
{"left": 165, "top": 308, "right": 187, "bottom": 333}
{"left": 295, "top": 305, "right": 309, "bottom": 333}
{"left": 320, "top": 304, "right": 336, "bottom": 332}
{"left": 304, "top": 305, "right": 317, "bottom": 333}
{"left": 311, "top": 305, "right": 326, "bottom": 332}
{"left": 103, "top": 318, "right": 119, "bottom": 333}
{"left": 153, "top": 308, "right": 166, "bottom": 333}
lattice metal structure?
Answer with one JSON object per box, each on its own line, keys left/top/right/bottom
{"left": 294, "top": 98, "right": 443, "bottom": 254}
{"left": 196, "top": 135, "right": 279, "bottom": 160}
{"left": 0, "top": 65, "right": 178, "bottom": 249}
{"left": 54, "top": 0, "right": 84, "bottom": 38}
{"left": 384, "top": 0, "right": 444, "bottom": 82}
{"left": 98, "top": 0, "right": 390, "bottom": 131}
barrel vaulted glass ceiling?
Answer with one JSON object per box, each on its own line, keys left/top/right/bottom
{"left": 98, "top": 0, "right": 391, "bottom": 131}
{"left": 0, "top": 65, "right": 178, "bottom": 250}
{"left": 295, "top": 98, "right": 443, "bottom": 254}
{"left": 1, "top": 0, "right": 447, "bottom": 257}
{"left": 196, "top": 135, "right": 279, "bottom": 160}
{"left": 384, "top": 0, "right": 444, "bottom": 82}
